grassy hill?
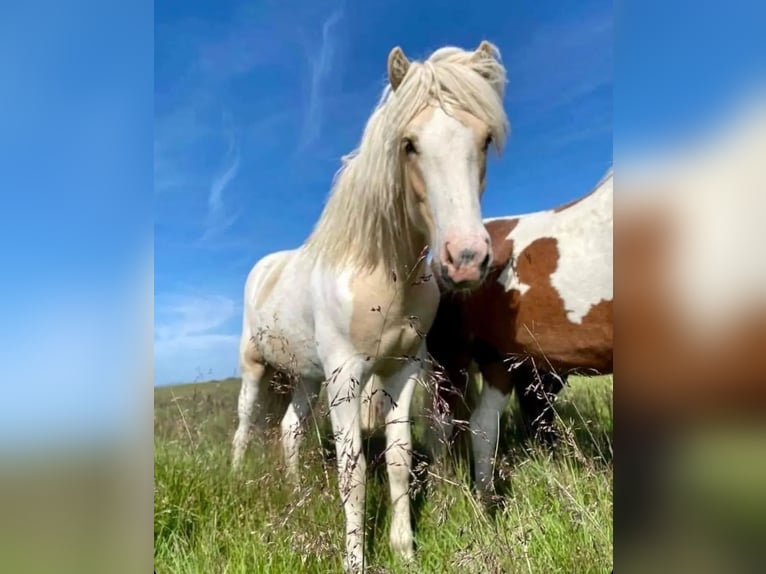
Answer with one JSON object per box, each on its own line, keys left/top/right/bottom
{"left": 154, "top": 374, "right": 613, "bottom": 573}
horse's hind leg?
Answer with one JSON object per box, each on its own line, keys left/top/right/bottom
{"left": 280, "top": 377, "right": 321, "bottom": 482}
{"left": 232, "top": 360, "right": 269, "bottom": 469}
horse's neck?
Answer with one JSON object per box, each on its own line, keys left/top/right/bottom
{"left": 388, "top": 226, "right": 428, "bottom": 280}
{"left": 355, "top": 226, "right": 432, "bottom": 313}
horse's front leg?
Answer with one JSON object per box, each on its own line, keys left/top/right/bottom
{"left": 470, "top": 360, "right": 511, "bottom": 498}
{"left": 325, "top": 357, "right": 369, "bottom": 573}
{"left": 378, "top": 353, "right": 422, "bottom": 562}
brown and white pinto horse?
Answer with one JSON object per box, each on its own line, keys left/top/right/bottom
{"left": 426, "top": 169, "right": 613, "bottom": 495}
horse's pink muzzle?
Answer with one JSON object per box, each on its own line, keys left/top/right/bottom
{"left": 438, "top": 232, "right": 491, "bottom": 290}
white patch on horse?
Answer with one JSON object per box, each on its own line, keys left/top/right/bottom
{"left": 245, "top": 250, "right": 290, "bottom": 307}
{"left": 417, "top": 107, "right": 484, "bottom": 242}
{"left": 496, "top": 171, "right": 613, "bottom": 324}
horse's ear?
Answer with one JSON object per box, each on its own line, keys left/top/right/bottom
{"left": 473, "top": 40, "right": 498, "bottom": 62}
{"left": 472, "top": 40, "right": 503, "bottom": 88}
{"left": 387, "top": 46, "right": 410, "bottom": 91}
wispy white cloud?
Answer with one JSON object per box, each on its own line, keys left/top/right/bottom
{"left": 202, "top": 134, "right": 241, "bottom": 241}
{"left": 299, "top": 9, "right": 344, "bottom": 150}
{"left": 154, "top": 292, "right": 240, "bottom": 383}
{"left": 154, "top": 99, "right": 216, "bottom": 196}
{"left": 155, "top": 293, "right": 239, "bottom": 348}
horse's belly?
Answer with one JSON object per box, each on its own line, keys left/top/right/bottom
{"left": 513, "top": 321, "right": 613, "bottom": 373}
{"left": 252, "top": 329, "right": 322, "bottom": 379}
{"left": 249, "top": 301, "right": 323, "bottom": 380}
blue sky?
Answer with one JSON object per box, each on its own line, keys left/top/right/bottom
{"left": 0, "top": 0, "right": 152, "bottom": 447}
{"left": 614, "top": 0, "right": 766, "bottom": 160}
{"left": 0, "top": 0, "right": 761, "bottom": 446}
{"left": 0, "top": 0, "right": 761, "bottom": 444}
{"left": 154, "top": 0, "right": 615, "bottom": 385}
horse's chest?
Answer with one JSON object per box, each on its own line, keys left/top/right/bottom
{"left": 379, "top": 317, "right": 426, "bottom": 355}
{"left": 361, "top": 317, "right": 428, "bottom": 378}
{"left": 349, "top": 278, "right": 439, "bottom": 373}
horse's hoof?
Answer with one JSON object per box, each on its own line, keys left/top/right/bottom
{"left": 390, "top": 529, "right": 415, "bottom": 561}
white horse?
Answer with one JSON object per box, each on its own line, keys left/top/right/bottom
{"left": 231, "top": 41, "right": 509, "bottom": 572}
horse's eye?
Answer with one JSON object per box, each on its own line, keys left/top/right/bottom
{"left": 484, "top": 134, "right": 493, "bottom": 151}
{"left": 403, "top": 139, "right": 417, "bottom": 155}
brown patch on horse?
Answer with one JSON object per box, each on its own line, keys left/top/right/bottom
{"left": 349, "top": 262, "right": 439, "bottom": 378}
{"left": 401, "top": 108, "right": 436, "bottom": 241}
{"left": 472, "top": 237, "right": 611, "bottom": 374}
{"left": 513, "top": 237, "right": 612, "bottom": 371}
{"left": 485, "top": 218, "right": 518, "bottom": 270}
{"left": 241, "top": 337, "right": 266, "bottom": 370}
{"left": 427, "top": 204, "right": 613, "bottom": 428}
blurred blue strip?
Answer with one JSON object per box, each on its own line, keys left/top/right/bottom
{"left": 0, "top": 0, "right": 153, "bottom": 449}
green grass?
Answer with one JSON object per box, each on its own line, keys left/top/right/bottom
{"left": 154, "top": 375, "right": 613, "bottom": 573}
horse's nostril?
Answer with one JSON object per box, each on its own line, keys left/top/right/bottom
{"left": 458, "top": 249, "right": 476, "bottom": 266}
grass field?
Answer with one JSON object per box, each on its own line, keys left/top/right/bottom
{"left": 154, "top": 374, "right": 613, "bottom": 573}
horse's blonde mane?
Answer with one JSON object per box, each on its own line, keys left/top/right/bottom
{"left": 305, "top": 43, "right": 510, "bottom": 273}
